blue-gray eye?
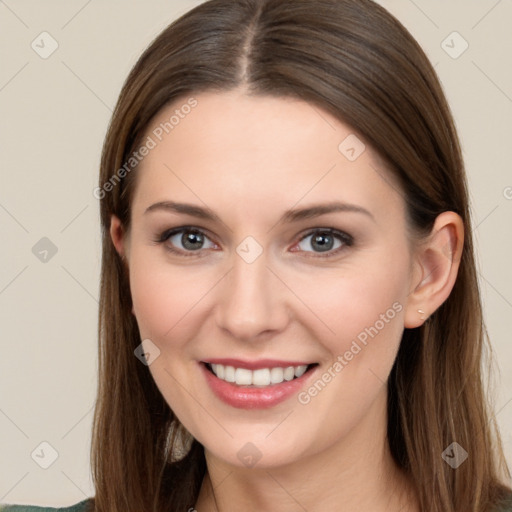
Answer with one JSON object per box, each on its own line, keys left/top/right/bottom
{"left": 296, "top": 229, "right": 352, "bottom": 254}
{"left": 165, "top": 228, "right": 216, "bottom": 252}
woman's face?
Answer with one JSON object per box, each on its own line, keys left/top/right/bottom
{"left": 116, "top": 90, "right": 422, "bottom": 469}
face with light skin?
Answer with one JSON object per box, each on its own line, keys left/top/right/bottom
{"left": 110, "top": 89, "right": 463, "bottom": 511}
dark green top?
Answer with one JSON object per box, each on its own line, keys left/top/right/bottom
{"left": 497, "top": 494, "right": 512, "bottom": 512}
{"left": 1, "top": 494, "right": 512, "bottom": 511}
{"left": 0, "top": 498, "right": 92, "bottom": 511}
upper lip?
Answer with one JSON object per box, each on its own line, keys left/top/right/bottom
{"left": 201, "top": 358, "right": 316, "bottom": 370}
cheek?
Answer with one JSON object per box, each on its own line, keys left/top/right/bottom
{"left": 127, "top": 250, "right": 214, "bottom": 424}
{"left": 128, "top": 248, "right": 213, "bottom": 342}
{"left": 283, "top": 259, "right": 408, "bottom": 358}
{"left": 287, "top": 266, "right": 407, "bottom": 453}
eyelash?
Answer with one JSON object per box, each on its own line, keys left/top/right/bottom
{"left": 154, "top": 225, "right": 354, "bottom": 259}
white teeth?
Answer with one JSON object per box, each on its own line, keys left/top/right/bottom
{"left": 224, "top": 365, "right": 235, "bottom": 383}
{"left": 234, "top": 368, "right": 252, "bottom": 385}
{"left": 270, "top": 367, "right": 284, "bottom": 384}
{"left": 252, "top": 368, "right": 271, "bottom": 386}
{"left": 283, "top": 366, "right": 295, "bottom": 381}
{"left": 294, "top": 365, "right": 307, "bottom": 378}
{"left": 215, "top": 364, "right": 225, "bottom": 379}
{"left": 208, "top": 363, "right": 310, "bottom": 386}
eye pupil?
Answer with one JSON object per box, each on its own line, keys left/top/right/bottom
{"left": 312, "top": 233, "right": 334, "bottom": 252}
{"left": 182, "top": 231, "right": 203, "bottom": 250}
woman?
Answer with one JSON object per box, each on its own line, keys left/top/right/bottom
{"left": 2, "top": 0, "right": 511, "bottom": 510}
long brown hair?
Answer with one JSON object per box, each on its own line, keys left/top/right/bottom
{"left": 91, "top": 0, "right": 511, "bottom": 510}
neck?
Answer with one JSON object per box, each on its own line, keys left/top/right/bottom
{"left": 194, "top": 389, "right": 419, "bottom": 512}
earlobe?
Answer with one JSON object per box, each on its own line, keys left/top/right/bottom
{"left": 404, "top": 211, "right": 464, "bottom": 328}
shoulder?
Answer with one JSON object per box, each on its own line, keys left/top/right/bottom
{"left": 0, "top": 498, "right": 93, "bottom": 512}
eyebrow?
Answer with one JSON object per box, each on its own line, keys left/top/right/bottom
{"left": 144, "top": 200, "right": 375, "bottom": 223}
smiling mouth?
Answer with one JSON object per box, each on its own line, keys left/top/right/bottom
{"left": 203, "top": 362, "right": 319, "bottom": 387}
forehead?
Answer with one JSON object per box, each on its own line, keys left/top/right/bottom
{"left": 131, "top": 90, "right": 404, "bottom": 225}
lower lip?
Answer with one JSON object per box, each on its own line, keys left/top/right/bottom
{"left": 199, "top": 362, "right": 317, "bottom": 409}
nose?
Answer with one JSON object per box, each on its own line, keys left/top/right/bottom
{"left": 214, "top": 248, "right": 289, "bottom": 342}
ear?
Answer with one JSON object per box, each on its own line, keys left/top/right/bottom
{"left": 110, "top": 214, "right": 127, "bottom": 260}
{"left": 110, "top": 215, "right": 135, "bottom": 314}
{"left": 404, "top": 211, "right": 464, "bottom": 328}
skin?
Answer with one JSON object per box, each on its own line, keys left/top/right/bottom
{"left": 110, "top": 89, "right": 464, "bottom": 512}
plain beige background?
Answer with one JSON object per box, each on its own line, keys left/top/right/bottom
{"left": 1, "top": 0, "right": 511, "bottom": 506}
